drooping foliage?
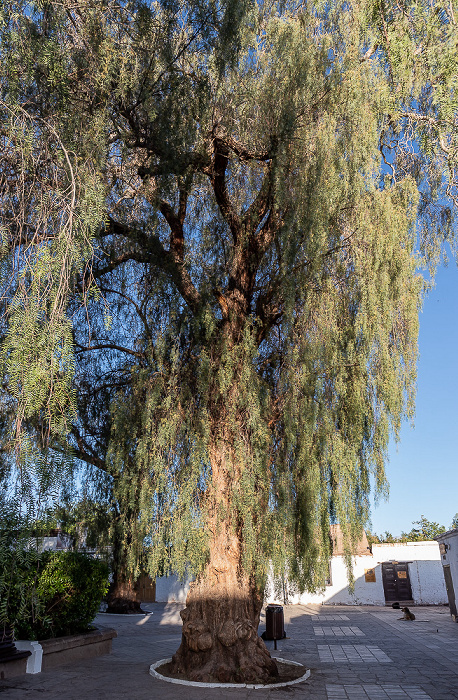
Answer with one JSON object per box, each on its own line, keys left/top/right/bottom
{"left": 1, "top": 0, "right": 457, "bottom": 601}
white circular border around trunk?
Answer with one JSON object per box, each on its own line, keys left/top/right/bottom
{"left": 98, "top": 612, "right": 153, "bottom": 617}
{"left": 149, "top": 657, "right": 311, "bottom": 689}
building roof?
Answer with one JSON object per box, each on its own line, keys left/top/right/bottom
{"left": 330, "top": 524, "right": 371, "bottom": 556}
{"left": 435, "top": 527, "right": 458, "bottom": 541}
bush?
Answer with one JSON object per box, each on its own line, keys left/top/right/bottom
{"left": 0, "top": 536, "right": 42, "bottom": 640}
{"left": 0, "top": 505, "right": 42, "bottom": 641}
{"left": 36, "top": 551, "right": 109, "bottom": 638}
{"left": 2, "top": 549, "right": 109, "bottom": 640}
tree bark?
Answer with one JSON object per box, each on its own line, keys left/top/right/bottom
{"left": 106, "top": 522, "right": 143, "bottom": 614}
{"left": 170, "top": 437, "right": 278, "bottom": 683}
{"left": 171, "top": 574, "right": 277, "bottom": 683}
{"left": 106, "top": 572, "right": 143, "bottom": 614}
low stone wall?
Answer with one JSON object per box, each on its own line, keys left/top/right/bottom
{"left": 40, "top": 627, "right": 117, "bottom": 671}
{"left": 13, "top": 627, "right": 117, "bottom": 675}
{"left": 0, "top": 652, "right": 31, "bottom": 680}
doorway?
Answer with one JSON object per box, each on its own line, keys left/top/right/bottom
{"left": 381, "top": 562, "right": 413, "bottom": 604}
{"left": 135, "top": 574, "right": 156, "bottom": 603}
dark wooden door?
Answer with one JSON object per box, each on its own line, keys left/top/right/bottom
{"left": 136, "top": 574, "right": 156, "bottom": 603}
{"left": 442, "top": 565, "right": 457, "bottom": 618}
{"left": 382, "top": 562, "right": 413, "bottom": 602}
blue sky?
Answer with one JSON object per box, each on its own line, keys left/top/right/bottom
{"left": 370, "top": 260, "right": 458, "bottom": 537}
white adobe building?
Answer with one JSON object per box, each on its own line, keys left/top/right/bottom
{"left": 435, "top": 528, "right": 458, "bottom": 621}
{"left": 264, "top": 529, "right": 447, "bottom": 606}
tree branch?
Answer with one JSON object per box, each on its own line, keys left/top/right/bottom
{"left": 102, "top": 217, "right": 201, "bottom": 314}
{"left": 211, "top": 138, "right": 242, "bottom": 243}
{"left": 159, "top": 190, "right": 188, "bottom": 264}
{"left": 70, "top": 426, "right": 107, "bottom": 472}
{"left": 242, "top": 162, "right": 274, "bottom": 234}
{"left": 75, "top": 342, "right": 144, "bottom": 359}
{"left": 398, "top": 112, "right": 454, "bottom": 154}
{"left": 219, "top": 135, "right": 277, "bottom": 162}
{"left": 96, "top": 285, "right": 150, "bottom": 338}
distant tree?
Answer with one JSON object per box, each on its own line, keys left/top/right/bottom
{"left": 402, "top": 516, "right": 446, "bottom": 541}
{"left": 451, "top": 514, "right": 458, "bottom": 530}
{"left": 2, "top": 0, "right": 458, "bottom": 684}
{"left": 368, "top": 531, "right": 398, "bottom": 545}
{"left": 373, "top": 516, "right": 446, "bottom": 543}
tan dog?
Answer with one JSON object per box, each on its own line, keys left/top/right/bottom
{"left": 399, "top": 606, "right": 415, "bottom": 621}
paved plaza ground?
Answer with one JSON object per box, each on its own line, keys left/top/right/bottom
{"left": 1, "top": 603, "right": 457, "bottom": 699}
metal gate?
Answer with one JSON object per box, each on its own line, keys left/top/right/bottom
{"left": 382, "top": 562, "right": 413, "bottom": 603}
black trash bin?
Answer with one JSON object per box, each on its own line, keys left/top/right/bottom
{"left": 264, "top": 604, "right": 286, "bottom": 640}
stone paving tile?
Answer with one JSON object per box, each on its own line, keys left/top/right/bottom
{"left": 326, "top": 685, "right": 433, "bottom": 699}
{"left": 1, "top": 604, "right": 458, "bottom": 699}
{"left": 326, "top": 683, "right": 431, "bottom": 700}
{"left": 318, "top": 644, "right": 393, "bottom": 663}
{"left": 314, "top": 626, "right": 365, "bottom": 637}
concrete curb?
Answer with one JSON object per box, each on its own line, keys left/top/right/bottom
{"left": 149, "top": 657, "right": 311, "bottom": 689}
{"left": 14, "top": 642, "right": 43, "bottom": 674}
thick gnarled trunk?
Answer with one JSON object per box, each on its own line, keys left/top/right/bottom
{"left": 170, "top": 435, "right": 277, "bottom": 683}
{"left": 171, "top": 576, "right": 277, "bottom": 683}
{"left": 106, "top": 576, "right": 142, "bottom": 614}
{"left": 106, "top": 574, "right": 142, "bottom": 614}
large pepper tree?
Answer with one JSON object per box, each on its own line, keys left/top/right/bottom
{"left": 1, "top": 0, "right": 457, "bottom": 683}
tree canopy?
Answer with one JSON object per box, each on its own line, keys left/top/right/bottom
{"left": 370, "top": 515, "right": 448, "bottom": 544}
{"left": 1, "top": 0, "right": 458, "bottom": 683}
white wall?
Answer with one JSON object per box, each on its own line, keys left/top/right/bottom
{"left": 264, "top": 541, "right": 447, "bottom": 606}
{"left": 372, "top": 541, "right": 442, "bottom": 562}
{"left": 407, "top": 559, "right": 448, "bottom": 604}
{"left": 264, "top": 557, "right": 386, "bottom": 606}
{"left": 31, "top": 535, "right": 72, "bottom": 552}
{"left": 155, "top": 574, "right": 191, "bottom": 603}
{"left": 436, "top": 529, "right": 458, "bottom": 615}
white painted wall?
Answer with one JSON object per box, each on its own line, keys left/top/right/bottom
{"left": 372, "top": 541, "right": 442, "bottom": 562}
{"left": 264, "top": 557, "right": 386, "bottom": 606}
{"left": 155, "top": 574, "right": 191, "bottom": 603}
{"left": 264, "top": 541, "right": 447, "bottom": 606}
{"left": 436, "top": 528, "right": 458, "bottom": 617}
{"left": 405, "top": 559, "right": 447, "bottom": 604}
{"left": 30, "top": 535, "right": 72, "bottom": 552}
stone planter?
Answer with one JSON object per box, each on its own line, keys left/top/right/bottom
{"left": 0, "top": 628, "right": 32, "bottom": 680}
{"left": 14, "top": 627, "right": 117, "bottom": 675}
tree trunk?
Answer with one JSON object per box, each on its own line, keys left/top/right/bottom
{"left": 170, "top": 437, "right": 278, "bottom": 683}
{"left": 106, "top": 574, "right": 143, "bottom": 614}
{"left": 106, "top": 532, "right": 143, "bottom": 613}
{"left": 106, "top": 576, "right": 143, "bottom": 614}
{"left": 106, "top": 499, "right": 144, "bottom": 613}
{"left": 171, "top": 574, "right": 277, "bottom": 683}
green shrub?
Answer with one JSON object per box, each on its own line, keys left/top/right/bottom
{"left": 0, "top": 537, "right": 42, "bottom": 641}
{"left": 2, "top": 548, "right": 109, "bottom": 640}
{"left": 35, "top": 552, "right": 109, "bottom": 638}
{"left": 0, "top": 505, "right": 43, "bottom": 641}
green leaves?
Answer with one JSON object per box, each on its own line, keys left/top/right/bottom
{"left": 0, "top": 537, "right": 109, "bottom": 640}
{"left": 0, "top": 100, "right": 105, "bottom": 467}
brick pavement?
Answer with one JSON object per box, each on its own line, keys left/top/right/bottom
{"left": 0, "top": 604, "right": 457, "bottom": 699}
